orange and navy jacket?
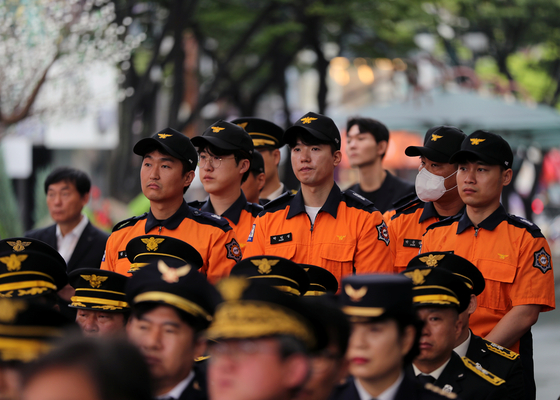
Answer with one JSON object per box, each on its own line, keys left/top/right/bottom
{"left": 388, "top": 197, "right": 464, "bottom": 273}
{"left": 100, "top": 200, "right": 241, "bottom": 283}
{"left": 189, "top": 191, "right": 263, "bottom": 251}
{"left": 422, "top": 205, "right": 555, "bottom": 352}
{"left": 243, "top": 184, "right": 394, "bottom": 289}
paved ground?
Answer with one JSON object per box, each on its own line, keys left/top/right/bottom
{"left": 534, "top": 300, "right": 560, "bottom": 400}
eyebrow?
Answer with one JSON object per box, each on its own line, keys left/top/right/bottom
{"left": 144, "top": 154, "right": 176, "bottom": 163}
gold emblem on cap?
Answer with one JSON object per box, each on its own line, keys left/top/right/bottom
{"left": 158, "top": 133, "right": 172, "bottom": 139}
{"left": 300, "top": 117, "right": 317, "bottom": 124}
{"left": 0, "top": 254, "right": 28, "bottom": 272}
{"left": 431, "top": 134, "right": 443, "bottom": 141}
{"left": 345, "top": 284, "right": 367, "bottom": 302}
{"left": 404, "top": 268, "right": 431, "bottom": 285}
{"left": 158, "top": 260, "right": 191, "bottom": 284}
{"left": 0, "top": 299, "right": 27, "bottom": 323}
{"left": 211, "top": 126, "right": 225, "bottom": 133}
{"left": 81, "top": 274, "right": 109, "bottom": 289}
{"left": 236, "top": 122, "right": 249, "bottom": 129}
{"left": 250, "top": 258, "right": 280, "bottom": 274}
{"left": 141, "top": 237, "right": 165, "bottom": 251}
{"left": 217, "top": 277, "right": 249, "bottom": 301}
{"left": 470, "top": 138, "right": 486, "bottom": 145}
{"left": 304, "top": 268, "right": 309, "bottom": 272}
{"left": 419, "top": 254, "right": 445, "bottom": 267}
{"left": 7, "top": 240, "right": 31, "bottom": 252}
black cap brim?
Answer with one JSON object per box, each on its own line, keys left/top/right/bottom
{"left": 133, "top": 138, "right": 185, "bottom": 161}
{"left": 449, "top": 149, "right": 501, "bottom": 166}
{"left": 405, "top": 146, "right": 451, "bottom": 163}
{"left": 283, "top": 125, "right": 335, "bottom": 146}
{"left": 191, "top": 136, "right": 242, "bottom": 152}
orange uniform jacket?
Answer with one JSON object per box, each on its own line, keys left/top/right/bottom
{"left": 243, "top": 184, "right": 394, "bottom": 289}
{"left": 189, "top": 191, "right": 263, "bottom": 251}
{"left": 100, "top": 200, "right": 241, "bottom": 283}
{"left": 422, "top": 205, "right": 555, "bottom": 352}
{"left": 388, "top": 198, "right": 464, "bottom": 273}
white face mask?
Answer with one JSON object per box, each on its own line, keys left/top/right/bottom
{"left": 415, "top": 167, "right": 457, "bottom": 202}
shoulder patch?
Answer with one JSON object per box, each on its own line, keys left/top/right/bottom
{"left": 533, "top": 247, "right": 552, "bottom": 274}
{"left": 424, "top": 383, "right": 457, "bottom": 399}
{"left": 225, "top": 238, "right": 242, "bottom": 262}
{"left": 112, "top": 214, "right": 147, "bottom": 232}
{"left": 376, "top": 221, "right": 390, "bottom": 246}
{"left": 483, "top": 340, "right": 519, "bottom": 360}
{"left": 461, "top": 356, "right": 505, "bottom": 386}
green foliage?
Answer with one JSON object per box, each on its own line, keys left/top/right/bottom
{"left": 0, "top": 151, "right": 23, "bottom": 238}
{"left": 32, "top": 167, "right": 52, "bottom": 229}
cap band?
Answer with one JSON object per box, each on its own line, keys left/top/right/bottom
{"left": 0, "top": 324, "right": 64, "bottom": 338}
{"left": 252, "top": 139, "right": 276, "bottom": 147}
{"left": 133, "top": 291, "right": 212, "bottom": 321}
{"left": 248, "top": 275, "right": 299, "bottom": 286}
{"left": 272, "top": 285, "right": 301, "bottom": 296}
{"left": 75, "top": 288, "right": 126, "bottom": 296}
{"left": 303, "top": 291, "right": 326, "bottom": 296}
{"left": 133, "top": 253, "right": 187, "bottom": 263}
{"left": 0, "top": 337, "right": 53, "bottom": 362}
{"left": 0, "top": 281, "right": 56, "bottom": 293}
{"left": 413, "top": 294, "right": 459, "bottom": 305}
{"left": 71, "top": 296, "right": 129, "bottom": 309}
{"left": 341, "top": 306, "right": 385, "bottom": 317}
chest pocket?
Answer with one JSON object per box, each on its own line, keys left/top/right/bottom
{"left": 394, "top": 247, "right": 421, "bottom": 273}
{"left": 263, "top": 243, "right": 297, "bottom": 260}
{"left": 476, "top": 260, "right": 517, "bottom": 311}
{"left": 320, "top": 244, "right": 355, "bottom": 284}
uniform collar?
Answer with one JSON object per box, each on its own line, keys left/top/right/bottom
{"left": 287, "top": 183, "right": 341, "bottom": 220}
{"left": 456, "top": 204, "right": 507, "bottom": 234}
{"left": 145, "top": 200, "right": 191, "bottom": 233}
{"left": 419, "top": 202, "right": 438, "bottom": 223}
{"left": 201, "top": 192, "right": 247, "bottom": 225}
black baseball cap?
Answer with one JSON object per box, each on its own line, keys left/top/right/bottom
{"left": 405, "top": 126, "right": 466, "bottom": 163}
{"left": 191, "top": 120, "right": 254, "bottom": 155}
{"left": 250, "top": 150, "right": 265, "bottom": 174}
{"left": 284, "top": 112, "right": 341, "bottom": 150}
{"left": 449, "top": 130, "right": 513, "bottom": 169}
{"left": 133, "top": 128, "right": 198, "bottom": 171}
{"left": 231, "top": 117, "right": 285, "bottom": 149}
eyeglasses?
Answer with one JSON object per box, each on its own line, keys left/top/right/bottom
{"left": 198, "top": 153, "right": 235, "bottom": 169}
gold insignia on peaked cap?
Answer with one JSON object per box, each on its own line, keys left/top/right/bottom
{"left": 250, "top": 258, "right": 280, "bottom": 274}
{"left": 344, "top": 284, "right": 367, "bottom": 302}
{"left": 404, "top": 269, "right": 432, "bottom": 285}
{"left": 158, "top": 260, "right": 191, "bottom": 284}
{"left": 211, "top": 126, "right": 225, "bottom": 133}
{"left": 419, "top": 254, "right": 445, "bottom": 267}
{"left": 431, "top": 134, "right": 443, "bottom": 141}
{"left": 7, "top": 240, "right": 31, "bottom": 252}
{"left": 470, "top": 138, "right": 486, "bottom": 145}
{"left": 0, "top": 254, "right": 28, "bottom": 272}
{"left": 304, "top": 268, "right": 309, "bottom": 272}
{"left": 0, "top": 299, "right": 27, "bottom": 323}
{"left": 141, "top": 237, "right": 165, "bottom": 251}
{"left": 252, "top": 139, "right": 276, "bottom": 147}
{"left": 236, "top": 122, "right": 249, "bottom": 129}
{"left": 216, "top": 277, "right": 250, "bottom": 301}
{"left": 158, "top": 133, "right": 172, "bottom": 139}
{"left": 300, "top": 117, "right": 317, "bottom": 124}
{"left": 81, "top": 274, "right": 109, "bottom": 289}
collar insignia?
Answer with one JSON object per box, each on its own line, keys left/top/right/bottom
{"left": 431, "top": 134, "right": 443, "bottom": 141}
{"left": 300, "top": 117, "right": 317, "bottom": 124}
{"left": 158, "top": 260, "right": 191, "bottom": 283}
{"left": 217, "top": 277, "right": 249, "bottom": 301}
{"left": 141, "top": 237, "right": 165, "bottom": 251}
{"left": 418, "top": 254, "right": 445, "bottom": 267}
{"left": 7, "top": 240, "right": 31, "bottom": 252}
{"left": 344, "top": 284, "right": 367, "bottom": 302}
{"left": 158, "top": 133, "right": 172, "bottom": 139}
{"left": 250, "top": 258, "right": 280, "bottom": 274}
{"left": 211, "top": 126, "right": 225, "bottom": 133}
{"left": 0, "top": 299, "right": 27, "bottom": 323}
{"left": 81, "top": 274, "right": 109, "bottom": 289}
{"left": 0, "top": 254, "right": 27, "bottom": 271}
{"left": 470, "top": 138, "right": 486, "bottom": 145}
{"left": 404, "top": 268, "right": 431, "bottom": 285}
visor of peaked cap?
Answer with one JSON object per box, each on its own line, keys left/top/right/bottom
{"left": 339, "top": 274, "right": 414, "bottom": 320}
{"left": 230, "top": 256, "right": 309, "bottom": 296}
{"left": 126, "top": 235, "right": 204, "bottom": 275}
{"left": 191, "top": 120, "right": 254, "bottom": 154}
{"left": 405, "top": 126, "right": 466, "bottom": 163}
{"left": 401, "top": 266, "right": 470, "bottom": 313}
{"left": 300, "top": 264, "right": 338, "bottom": 296}
{"left": 133, "top": 128, "right": 198, "bottom": 169}
{"left": 407, "top": 252, "right": 485, "bottom": 296}
{"left": 250, "top": 150, "right": 265, "bottom": 174}
{"left": 231, "top": 117, "right": 285, "bottom": 149}
{"left": 0, "top": 238, "right": 67, "bottom": 298}
{"left": 449, "top": 130, "right": 513, "bottom": 168}
{"left": 284, "top": 112, "right": 341, "bottom": 150}
{"left": 68, "top": 268, "right": 130, "bottom": 313}
{"left": 125, "top": 260, "right": 221, "bottom": 326}
{"left": 0, "top": 298, "right": 72, "bottom": 363}
{"left": 207, "top": 276, "right": 327, "bottom": 351}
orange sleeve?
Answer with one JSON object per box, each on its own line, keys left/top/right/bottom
{"left": 354, "top": 211, "right": 394, "bottom": 274}
{"left": 242, "top": 217, "right": 266, "bottom": 259}
{"left": 100, "top": 234, "right": 117, "bottom": 272}
{"left": 204, "top": 228, "right": 243, "bottom": 284}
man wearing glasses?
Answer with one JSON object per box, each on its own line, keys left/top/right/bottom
{"left": 101, "top": 127, "right": 240, "bottom": 283}
{"left": 190, "top": 121, "right": 263, "bottom": 250}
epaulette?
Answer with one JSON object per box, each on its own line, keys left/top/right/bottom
{"left": 424, "top": 383, "right": 458, "bottom": 399}
{"left": 246, "top": 202, "right": 264, "bottom": 218}
{"left": 391, "top": 197, "right": 423, "bottom": 220}
{"left": 461, "top": 356, "right": 505, "bottom": 386}
{"left": 392, "top": 192, "right": 419, "bottom": 210}
{"left": 506, "top": 214, "right": 545, "bottom": 238}
{"left": 483, "top": 339, "right": 520, "bottom": 360}
{"left": 263, "top": 191, "right": 293, "bottom": 210}
{"left": 190, "top": 208, "right": 231, "bottom": 228}
{"left": 187, "top": 200, "right": 205, "bottom": 209}
{"left": 424, "top": 213, "right": 461, "bottom": 233}
{"left": 342, "top": 189, "right": 376, "bottom": 212}
{"left": 111, "top": 214, "right": 147, "bottom": 232}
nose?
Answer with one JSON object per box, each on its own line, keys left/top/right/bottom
{"left": 81, "top": 314, "right": 98, "bottom": 335}
{"left": 142, "top": 326, "right": 162, "bottom": 350}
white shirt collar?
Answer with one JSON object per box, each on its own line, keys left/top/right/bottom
{"left": 354, "top": 373, "right": 404, "bottom": 400}
{"left": 412, "top": 356, "right": 452, "bottom": 380}
{"left": 454, "top": 330, "right": 472, "bottom": 358}
{"left": 156, "top": 371, "right": 195, "bottom": 400}
{"left": 55, "top": 214, "right": 89, "bottom": 240}
{"left": 266, "top": 182, "right": 285, "bottom": 201}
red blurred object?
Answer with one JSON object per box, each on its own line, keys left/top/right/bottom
{"left": 532, "top": 198, "right": 544, "bottom": 215}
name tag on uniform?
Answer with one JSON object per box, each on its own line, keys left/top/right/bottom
{"left": 403, "top": 239, "right": 421, "bottom": 248}
{"left": 270, "top": 233, "right": 292, "bottom": 244}
{"left": 118, "top": 251, "right": 127, "bottom": 259}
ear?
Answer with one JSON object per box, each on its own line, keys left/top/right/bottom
{"left": 400, "top": 324, "right": 416, "bottom": 358}
{"left": 333, "top": 150, "right": 342, "bottom": 167}
{"left": 81, "top": 192, "right": 90, "bottom": 207}
{"left": 239, "top": 159, "right": 251, "bottom": 175}
{"left": 257, "top": 173, "right": 266, "bottom": 192}
{"left": 502, "top": 168, "right": 513, "bottom": 186}
{"left": 272, "top": 149, "right": 281, "bottom": 167}
{"left": 377, "top": 140, "right": 388, "bottom": 157}
{"left": 184, "top": 170, "right": 195, "bottom": 188}
{"left": 282, "top": 354, "right": 310, "bottom": 389}
{"left": 453, "top": 313, "right": 464, "bottom": 342}
{"left": 193, "top": 337, "right": 207, "bottom": 360}
{"left": 467, "top": 294, "right": 477, "bottom": 315}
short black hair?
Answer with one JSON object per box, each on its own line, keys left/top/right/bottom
{"left": 44, "top": 167, "right": 91, "bottom": 196}
{"left": 131, "top": 302, "right": 207, "bottom": 334}
{"left": 346, "top": 117, "right": 389, "bottom": 159}
{"left": 197, "top": 143, "right": 252, "bottom": 184}
{"left": 286, "top": 131, "right": 337, "bottom": 155}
